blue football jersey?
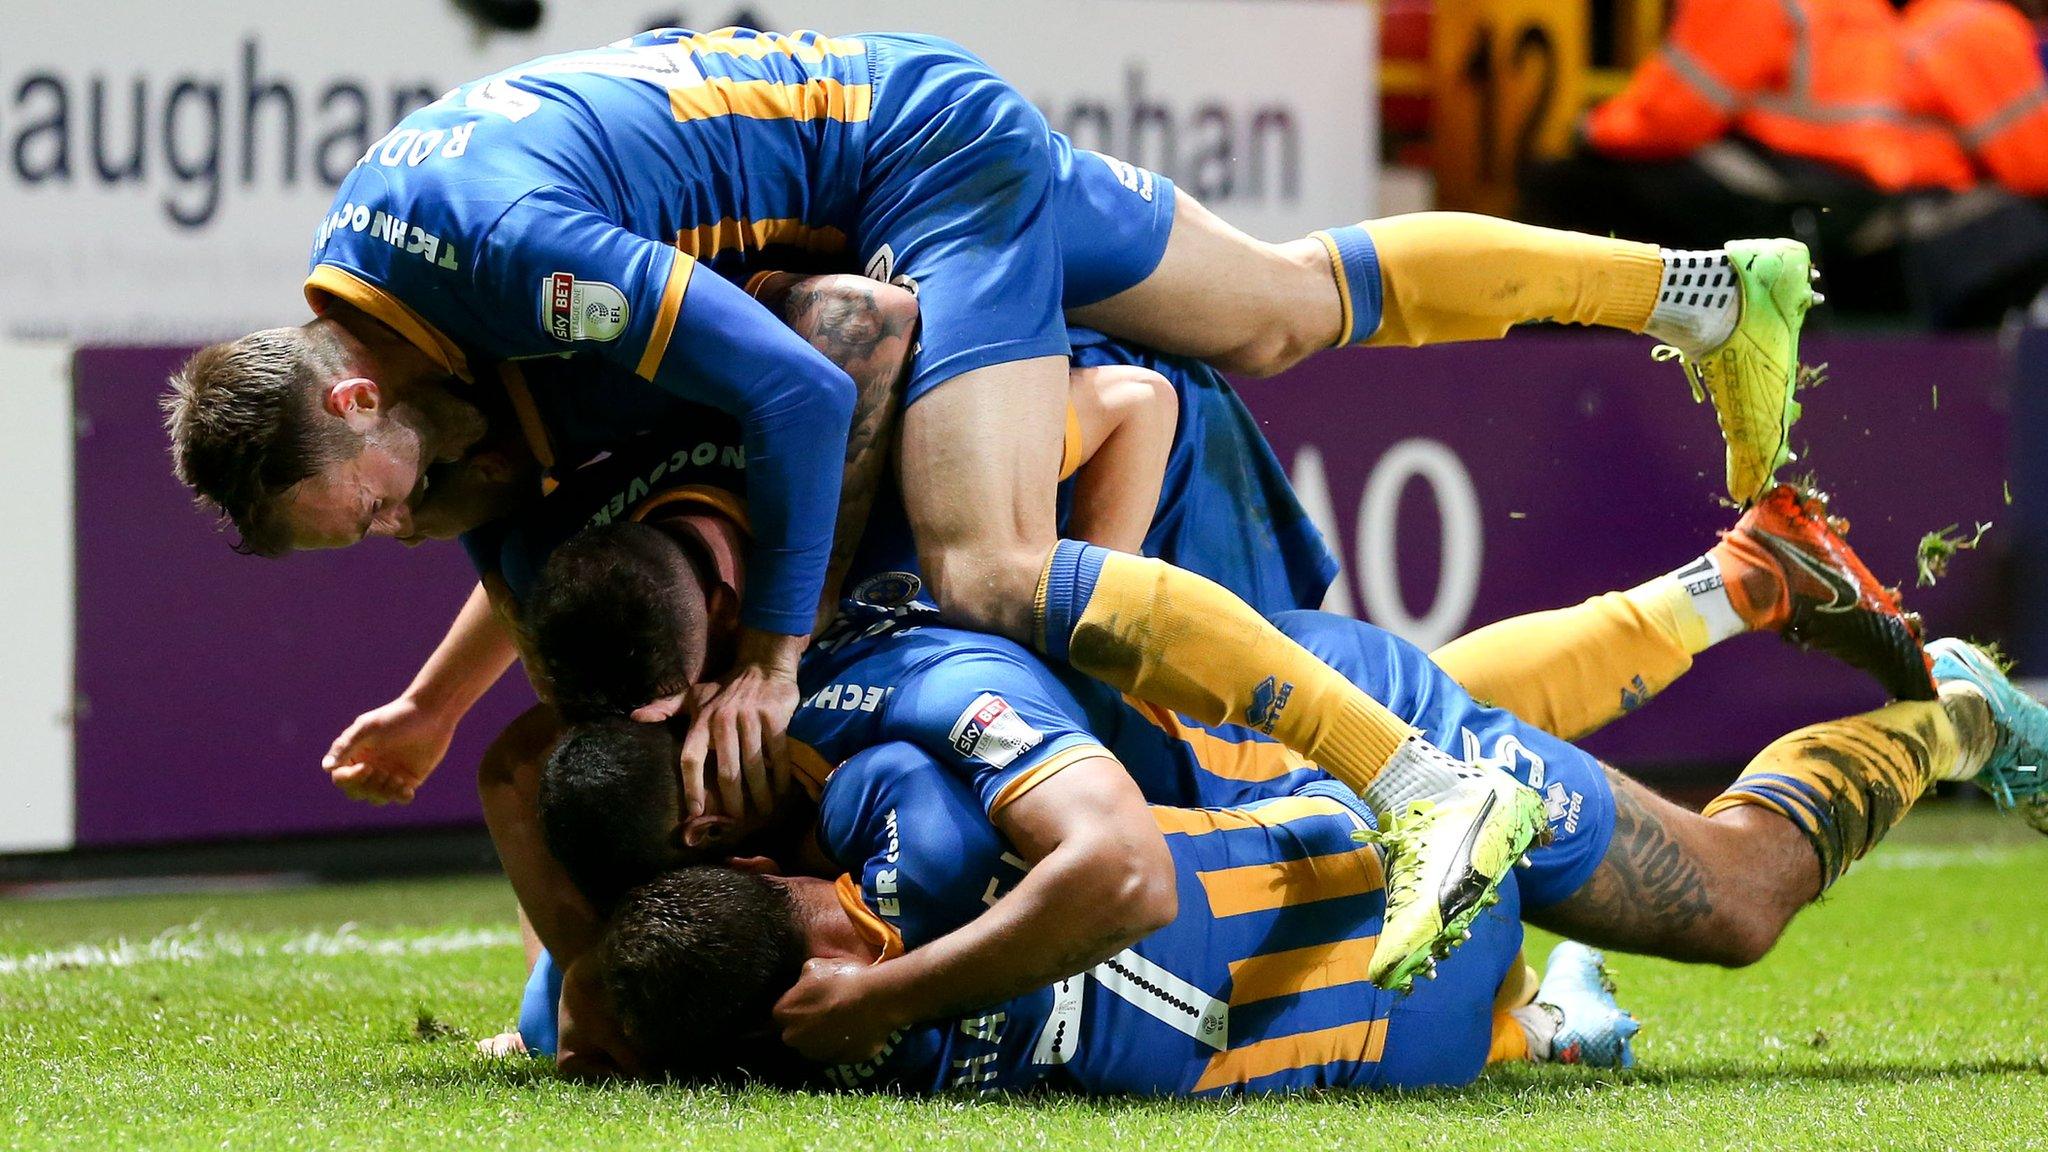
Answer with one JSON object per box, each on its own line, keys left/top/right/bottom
{"left": 814, "top": 743, "right": 1522, "bottom": 1095}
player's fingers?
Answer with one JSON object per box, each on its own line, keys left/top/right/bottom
{"left": 714, "top": 708, "right": 746, "bottom": 820}
{"left": 631, "top": 693, "right": 685, "bottom": 724}
{"left": 678, "top": 717, "right": 711, "bottom": 820}
{"left": 764, "top": 723, "right": 792, "bottom": 799}
{"left": 740, "top": 710, "right": 771, "bottom": 816}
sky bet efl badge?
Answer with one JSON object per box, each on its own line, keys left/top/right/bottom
{"left": 541, "top": 272, "right": 628, "bottom": 342}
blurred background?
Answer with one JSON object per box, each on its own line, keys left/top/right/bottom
{"left": 3, "top": 0, "right": 2045, "bottom": 888}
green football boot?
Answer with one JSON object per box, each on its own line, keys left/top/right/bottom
{"left": 1928, "top": 638, "right": 2048, "bottom": 824}
{"left": 1657, "top": 238, "right": 1820, "bottom": 506}
{"left": 1358, "top": 764, "right": 1551, "bottom": 993}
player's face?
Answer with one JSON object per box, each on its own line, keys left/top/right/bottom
{"left": 404, "top": 454, "right": 534, "bottom": 543}
{"left": 274, "top": 433, "right": 425, "bottom": 551}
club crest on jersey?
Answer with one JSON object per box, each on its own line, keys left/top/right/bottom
{"left": 540, "top": 272, "right": 628, "bottom": 342}
{"left": 850, "top": 571, "right": 922, "bottom": 608}
{"left": 949, "top": 693, "right": 1043, "bottom": 769}
{"left": 1246, "top": 676, "right": 1294, "bottom": 734}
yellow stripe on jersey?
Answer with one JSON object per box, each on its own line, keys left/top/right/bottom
{"left": 1197, "top": 846, "right": 1383, "bottom": 919}
{"left": 495, "top": 364, "right": 556, "bottom": 470}
{"left": 682, "top": 29, "right": 866, "bottom": 63}
{"left": 835, "top": 873, "right": 905, "bottom": 962}
{"left": 628, "top": 483, "right": 753, "bottom": 533}
{"left": 673, "top": 218, "right": 850, "bottom": 265}
{"left": 787, "top": 739, "right": 833, "bottom": 802}
{"left": 636, "top": 250, "right": 695, "bottom": 380}
{"left": 988, "top": 743, "right": 1115, "bottom": 815}
{"left": 1127, "top": 699, "right": 1317, "bottom": 783}
{"left": 669, "top": 76, "right": 872, "bottom": 123}
{"left": 1149, "top": 795, "right": 1350, "bottom": 839}
{"left": 1192, "top": 1017, "right": 1388, "bottom": 1093}
{"left": 1224, "top": 936, "right": 1379, "bottom": 1006}
{"left": 1058, "top": 403, "right": 1084, "bottom": 482}
{"left": 305, "top": 264, "right": 472, "bottom": 382}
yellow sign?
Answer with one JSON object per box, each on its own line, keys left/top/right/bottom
{"left": 1431, "top": 0, "right": 1589, "bottom": 215}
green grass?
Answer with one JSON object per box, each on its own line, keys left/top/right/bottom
{"left": 2, "top": 804, "right": 2044, "bottom": 1151}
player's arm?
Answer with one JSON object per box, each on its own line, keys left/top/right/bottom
{"left": 1064, "top": 364, "right": 1177, "bottom": 553}
{"left": 774, "top": 755, "right": 1176, "bottom": 1064}
{"left": 481, "top": 189, "right": 858, "bottom": 806}
{"left": 324, "top": 582, "right": 520, "bottom": 804}
{"left": 750, "top": 272, "right": 917, "bottom": 633}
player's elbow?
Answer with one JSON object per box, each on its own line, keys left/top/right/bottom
{"left": 477, "top": 705, "right": 559, "bottom": 796}
{"left": 1099, "top": 830, "right": 1179, "bottom": 939}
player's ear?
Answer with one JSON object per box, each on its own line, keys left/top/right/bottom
{"left": 726, "top": 855, "right": 781, "bottom": 875}
{"left": 324, "top": 377, "right": 382, "bottom": 422}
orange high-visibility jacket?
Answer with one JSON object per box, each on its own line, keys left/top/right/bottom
{"left": 1587, "top": 0, "right": 1973, "bottom": 191}
{"left": 1904, "top": 0, "right": 2048, "bottom": 195}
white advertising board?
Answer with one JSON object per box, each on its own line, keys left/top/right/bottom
{"left": 0, "top": 0, "right": 1375, "bottom": 341}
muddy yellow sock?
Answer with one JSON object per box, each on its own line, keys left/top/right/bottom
{"left": 1487, "top": 1012, "right": 1534, "bottom": 1064}
{"left": 1340, "top": 213, "right": 1662, "bottom": 347}
{"left": 1431, "top": 573, "right": 1709, "bottom": 742}
{"left": 1034, "top": 541, "right": 1433, "bottom": 796}
{"left": 1703, "top": 702, "right": 1959, "bottom": 889}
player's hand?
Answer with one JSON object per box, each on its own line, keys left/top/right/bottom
{"left": 476, "top": 1030, "right": 528, "bottom": 1058}
{"left": 662, "top": 628, "right": 805, "bottom": 820}
{"left": 773, "top": 958, "right": 903, "bottom": 1065}
{"left": 322, "top": 695, "right": 459, "bottom": 806}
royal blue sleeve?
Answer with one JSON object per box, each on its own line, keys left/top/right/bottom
{"left": 817, "top": 742, "right": 1031, "bottom": 951}
{"left": 880, "top": 646, "right": 1110, "bottom": 819}
{"left": 476, "top": 186, "right": 856, "bottom": 636}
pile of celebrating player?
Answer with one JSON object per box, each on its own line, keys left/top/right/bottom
{"left": 162, "top": 27, "right": 2048, "bottom": 1095}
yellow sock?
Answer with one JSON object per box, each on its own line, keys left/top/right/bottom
{"left": 1035, "top": 545, "right": 1416, "bottom": 790}
{"left": 1432, "top": 579, "right": 1699, "bottom": 742}
{"left": 1487, "top": 1012, "right": 1533, "bottom": 1065}
{"left": 1703, "top": 702, "right": 1957, "bottom": 889}
{"left": 1360, "top": 213, "right": 1662, "bottom": 347}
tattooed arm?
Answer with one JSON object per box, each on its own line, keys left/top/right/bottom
{"left": 753, "top": 273, "right": 917, "bottom": 634}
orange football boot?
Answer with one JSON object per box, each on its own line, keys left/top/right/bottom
{"left": 1710, "top": 484, "right": 1938, "bottom": 701}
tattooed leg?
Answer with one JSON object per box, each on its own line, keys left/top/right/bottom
{"left": 1537, "top": 696, "right": 1978, "bottom": 967}
{"left": 1529, "top": 767, "right": 1814, "bottom": 967}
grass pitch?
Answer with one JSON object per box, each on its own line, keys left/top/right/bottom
{"left": 2, "top": 804, "right": 2043, "bottom": 1151}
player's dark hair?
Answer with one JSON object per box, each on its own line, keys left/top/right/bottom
{"left": 598, "top": 866, "right": 808, "bottom": 1082}
{"left": 539, "top": 718, "right": 696, "bottom": 911}
{"left": 525, "top": 521, "right": 711, "bottom": 723}
{"left": 160, "top": 328, "right": 359, "bottom": 557}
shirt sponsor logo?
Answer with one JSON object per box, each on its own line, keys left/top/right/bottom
{"left": 540, "top": 272, "right": 627, "bottom": 342}
{"left": 949, "top": 693, "right": 1043, "bottom": 769}
{"left": 315, "top": 202, "right": 459, "bottom": 271}
{"left": 802, "top": 682, "right": 891, "bottom": 713}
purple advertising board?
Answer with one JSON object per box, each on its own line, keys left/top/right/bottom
{"left": 72, "top": 332, "right": 2014, "bottom": 846}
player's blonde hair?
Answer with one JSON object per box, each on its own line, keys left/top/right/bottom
{"left": 160, "top": 327, "right": 355, "bottom": 556}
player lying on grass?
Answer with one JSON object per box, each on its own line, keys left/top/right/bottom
{"left": 509, "top": 481, "right": 2046, "bottom": 1070}
{"left": 163, "top": 25, "right": 1826, "bottom": 984}
{"left": 549, "top": 748, "right": 1637, "bottom": 1092}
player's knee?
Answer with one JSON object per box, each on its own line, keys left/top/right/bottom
{"left": 920, "top": 543, "right": 1046, "bottom": 641}
{"left": 477, "top": 704, "right": 560, "bottom": 794}
{"left": 1705, "top": 909, "right": 1786, "bottom": 968}
{"left": 1208, "top": 325, "right": 1320, "bottom": 379}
